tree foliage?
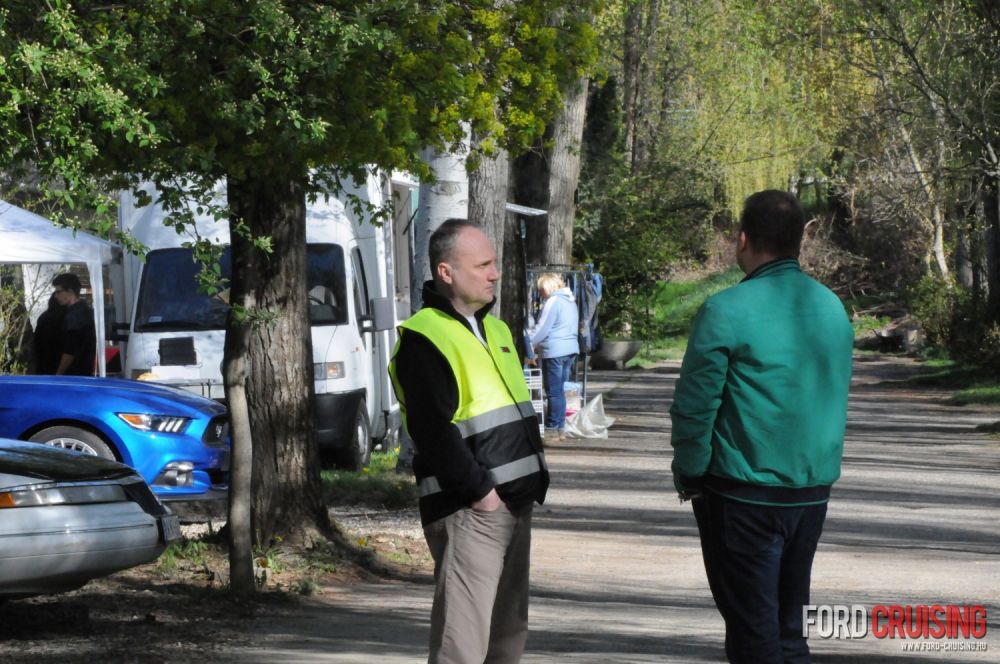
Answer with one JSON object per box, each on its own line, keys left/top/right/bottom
{"left": 773, "top": 0, "right": 1000, "bottom": 360}
{"left": 578, "top": 0, "right": 848, "bottom": 335}
{"left": 2, "top": 0, "right": 599, "bottom": 593}
{"left": 577, "top": 0, "right": 1000, "bottom": 360}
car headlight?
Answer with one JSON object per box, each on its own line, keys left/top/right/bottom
{"left": 117, "top": 413, "right": 191, "bottom": 433}
{"left": 314, "top": 361, "right": 346, "bottom": 380}
{"left": 0, "top": 483, "right": 127, "bottom": 508}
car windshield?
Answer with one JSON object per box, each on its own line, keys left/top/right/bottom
{"left": 135, "top": 244, "right": 348, "bottom": 331}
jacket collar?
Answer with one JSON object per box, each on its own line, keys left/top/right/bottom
{"left": 740, "top": 257, "right": 800, "bottom": 283}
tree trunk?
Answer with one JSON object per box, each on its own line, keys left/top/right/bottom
{"left": 226, "top": 176, "right": 330, "bottom": 553}
{"left": 501, "top": 218, "right": 528, "bottom": 356}
{"left": 622, "top": 0, "right": 661, "bottom": 173}
{"left": 546, "top": 77, "right": 589, "bottom": 265}
{"left": 223, "top": 308, "right": 254, "bottom": 595}
{"left": 866, "top": 23, "right": 949, "bottom": 282}
{"left": 955, "top": 219, "right": 974, "bottom": 290}
{"left": 468, "top": 135, "right": 510, "bottom": 314}
{"left": 985, "top": 171, "right": 1000, "bottom": 320}
{"left": 511, "top": 145, "right": 549, "bottom": 267}
{"left": 621, "top": 2, "right": 642, "bottom": 170}
{"left": 632, "top": 0, "right": 661, "bottom": 170}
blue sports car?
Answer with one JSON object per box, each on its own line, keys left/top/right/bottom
{"left": 0, "top": 375, "right": 229, "bottom": 501}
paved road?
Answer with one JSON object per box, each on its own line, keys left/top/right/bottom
{"left": 236, "top": 356, "right": 999, "bottom": 662}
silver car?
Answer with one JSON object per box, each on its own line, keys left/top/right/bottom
{"left": 0, "top": 438, "right": 180, "bottom": 598}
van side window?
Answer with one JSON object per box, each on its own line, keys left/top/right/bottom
{"left": 350, "top": 247, "right": 370, "bottom": 337}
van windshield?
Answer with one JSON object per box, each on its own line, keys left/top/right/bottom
{"left": 135, "top": 244, "right": 348, "bottom": 331}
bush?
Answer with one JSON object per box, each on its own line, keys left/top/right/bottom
{"left": 906, "top": 275, "right": 1000, "bottom": 374}
{"left": 0, "top": 281, "right": 32, "bottom": 374}
{"left": 906, "top": 275, "right": 956, "bottom": 347}
{"left": 575, "top": 164, "right": 722, "bottom": 339}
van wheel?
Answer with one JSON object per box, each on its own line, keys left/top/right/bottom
{"left": 338, "top": 401, "right": 371, "bottom": 471}
{"left": 29, "top": 426, "right": 116, "bottom": 460}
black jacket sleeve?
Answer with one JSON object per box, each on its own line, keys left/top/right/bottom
{"left": 61, "top": 304, "right": 88, "bottom": 357}
{"left": 394, "top": 329, "right": 495, "bottom": 502}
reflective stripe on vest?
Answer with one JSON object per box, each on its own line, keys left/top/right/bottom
{"left": 455, "top": 401, "right": 538, "bottom": 438}
{"left": 418, "top": 452, "right": 548, "bottom": 498}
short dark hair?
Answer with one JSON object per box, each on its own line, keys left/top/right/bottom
{"left": 52, "top": 272, "right": 82, "bottom": 295}
{"left": 428, "top": 218, "right": 481, "bottom": 275}
{"left": 739, "top": 190, "right": 806, "bottom": 257}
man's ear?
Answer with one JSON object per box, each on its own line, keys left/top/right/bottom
{"left": 436, "top": 261, "right": 453, "bottom": 285}
{"left": 737, "top": 231, "right": 749, "bottom": 253}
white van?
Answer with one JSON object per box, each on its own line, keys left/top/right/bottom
{"left": 117, "top": 175, "right": 410, "bottom": 469}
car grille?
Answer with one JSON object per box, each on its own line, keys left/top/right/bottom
{"left": 203, "top": 415, "right": 230, "bottom": 447}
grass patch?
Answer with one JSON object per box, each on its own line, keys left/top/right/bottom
{"left": 908, "top": 361, "right": 984, "bottom": 388}
{"left": 903, "top": 358, "right": 1000, "bottom": 405}
{"left": 158, "top": 538, "right": 212, "bottom": 572}
{"left": 842, "top": 294, "right": 902, "bottom": 343}
{"left": 322, "top": 449, "right": 418, "bottom": 509}
{"left": 627, "top": 341, "right": 686, "bottom": 366}
{"left": 952, "top": 385, "right": 1000, "bottom": 406}
{"left": 654, "top": 267, "right": 744, "bottom": 336}
{"left": 850, "top": 314, "right": 893, "bottom": 341}
{"left": 623, "top": 266, "right": 743, "bottom": 364}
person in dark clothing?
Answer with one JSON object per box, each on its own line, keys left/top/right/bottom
{"left": 671, "top": 191, "right": 854, "bottom": 663}
{"left": 51, "top": 273, "right": 96, "bottom": 376}
{"left": 32, "top": 294, "right": 66, "bottom": 375}
{"left": 389, "top": 220, "right": 548, "bottom": 663}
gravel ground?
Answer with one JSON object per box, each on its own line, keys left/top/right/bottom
{"left": 0, "top": 505, "right": 430, "bottom": 662}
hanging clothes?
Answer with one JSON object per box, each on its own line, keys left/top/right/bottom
{"left": 579, "top": 271, "right": 603, "bottom": 354}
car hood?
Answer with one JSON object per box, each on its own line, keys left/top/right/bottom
{"left": 0, "top": 438, "right": 136, "bottom": 487}
{"left": 0, "top": 375, "right": 225, "bottom": 414}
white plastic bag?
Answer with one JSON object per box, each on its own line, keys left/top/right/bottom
{"left": 563, "top": 394, "right": 615, "bottom": 439}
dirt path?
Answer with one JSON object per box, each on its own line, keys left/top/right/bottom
{"left": 2, "top": 355, "right": 998, "bottom": 662}
{"left": 227, "top": 355, "right": 999, "bottom": 662}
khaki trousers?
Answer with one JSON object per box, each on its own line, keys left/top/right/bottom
{"left": 423, "top": 503, "right": 532, "bottom": 664}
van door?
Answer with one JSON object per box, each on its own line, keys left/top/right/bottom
{"left": 349, "top": 247, "right": 379, "bottom": 438}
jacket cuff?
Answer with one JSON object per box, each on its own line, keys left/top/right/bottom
{"left": 673, "top": 473, "right": 704, "bottom": 495}
{"left": 469, "top": 472, "right": 496, "bottom": 503}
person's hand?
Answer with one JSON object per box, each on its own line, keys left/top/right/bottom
{"left": 471, "top": 488, "right": 502, "bottom": 512}
{"left": 678, "top": 489, "right": 703, "bottom": 503}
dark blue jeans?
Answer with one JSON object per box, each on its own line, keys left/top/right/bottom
{"left": 541, "top": 353, "right": 576, "bottom": 430}
{"left": 692, "top": 491, "right": 827, "bottom": 664}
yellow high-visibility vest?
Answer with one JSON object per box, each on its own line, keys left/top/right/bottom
{"left": 389, "top": 308, "right": 544, "bottom": 497}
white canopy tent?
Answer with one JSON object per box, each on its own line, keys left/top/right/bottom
{"left": 0, "top": 199, "right": 121, "bottom": 376}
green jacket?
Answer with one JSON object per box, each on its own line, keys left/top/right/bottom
{"left": 669, "top": 259, "right": 854, "bottom": 505}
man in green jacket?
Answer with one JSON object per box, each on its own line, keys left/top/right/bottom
{"left": 670, "top": 190, "right": 854, "bottom": 663}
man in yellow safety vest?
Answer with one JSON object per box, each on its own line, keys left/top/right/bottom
{"left": 390, "top": 219, "right": 548, "bottom": 664}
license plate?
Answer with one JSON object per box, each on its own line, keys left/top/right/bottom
{"left": 160, "top": 513, "right": 182, "bottom": 543}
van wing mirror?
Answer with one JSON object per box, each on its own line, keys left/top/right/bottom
{"left": 368, "top": 296, "right": 395, "bottom": 332}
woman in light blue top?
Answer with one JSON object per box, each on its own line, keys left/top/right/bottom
{"left": 529, "top": 273, "right": 579, "bottom": 441}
